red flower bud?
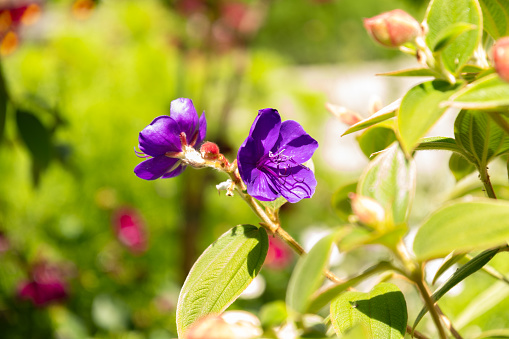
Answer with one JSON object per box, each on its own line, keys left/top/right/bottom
{"left": 493, "top": 37, "right": 509, "bottom": 83}
{"left": 200, "top": 141, "right": 220, "bottom": 160}
{"left": 364, "top": 9, "right": 421, "bottom": 48}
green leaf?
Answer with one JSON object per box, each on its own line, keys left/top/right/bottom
{"left": 330, "top": 282, "right": 407, "bottom": 338}
{"left": 447, "top": 74, "right": 509, "bottom": 109}
{"left": 449, "top": 153, "right": 476, "bottom": 181}
{"left": 331, "top": 182, "right": 357, "bottom": 223}
{"left": 176, "top": 225, "right": 268, "bottom": 337}
{"left": 415, "top": 136, "right": 466, "bottom": 154}
{"left": 479, "top": 0, "right": 509, "bottom": 39}
{"left": 376, "top": 68, "right": 442, "bottom": 78}
{"left": 398, "top": 80, "right": 460, "bottom": 155}
{"left": 357, "top": 124, "right": 396, "bottom": 159}
{"left": 413, "top": 248, "right": 499, "bottom": 329}
{"left": 454, "top": 110, "right": 509, "bottom": 168}
{"left": 307, "top": 262, "right": 393, "bottom": 314}
{"left": 259, "top": 301, "right": 288, "bottom": 328}
{"left": 16, "top": 109, "right": 52, "bottom": 169}
{"left": 425, "top": 0, "right": 482, "bottom": 74}
{"left": 432, "top": 22, "right": 477, "bottom": 52}
{"left": 358, "top": 143, "right": 416, "bottom": 226}
{"left": 342, "top": 99, "right": 400, "bottom": 136}
{"left": 286, "top": 230, "right": 345, "bottom": 314}
{"left": 432, "top": 251, "right": 465, "bottom": 285}
{"left": 413, "top": 199, "right": 509, "bottom": 260}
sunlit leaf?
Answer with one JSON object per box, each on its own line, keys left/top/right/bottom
{"left": 330, "top": 282, "right": 407, "bottom": 338}
{"left": 342, "top": 99, "right": 400, "bottom": 136}
{"left": 176, "top": 225, "right": 268, "bottom": 337}
{"left": 398, "top": 80, "right": 460, "bottom": 155}
{"left": 357, "top": 123, "right": 396, "bottom": 159}
{"left": 413, "top": 199, "right": 509, "bottom": 260}
{"left": 376, "top": 68, "right": 441, "bottom": 77}
{"left": 358, "top": 143, "right": 416, "bottom": 226}
{"left": 287, "top": 229, "right": 346, "bottom": 314}
{"left": 432, "top": 22, "right": 477, "bottom": 52}
{"left": 447, "top": 74, "right": 509, "bottom": 109}
{"left": 479, "top": 0, "right": 509, "bottom": 39}
{"left": 425, "top": 0, "right": 482, "bottom": 74}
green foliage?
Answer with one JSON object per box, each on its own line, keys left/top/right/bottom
{"left": 176, "top": 225, "right": 268, "bottom": 337}
{"left": 342, "top": 99, "right": 399, "bottom": 136}
{"left": 449, "top": 153, "right": 476, "bottom": 181}
{"left": 357, "top": 123, "right": 397, "bottom": 159}
{"left": 357, "top": 143, "right": 415, "bottom": 227}
{"left": 414, "top": 200, "right": 509, "bottom": 260}
{"left": 286, "top": 230, "right": 344, "bottom": 314}
{"left": 330, "top": 282, "right": 407, "bottom": 338}
{"left": 448, "top": 74, "right": 509, "bottom": 109}
{"left": 398, "top": 80, "right": 460, "bottom": 155}
{"left": 479, "top": 0, "right": 509, "bottom": 39}
{"left": 424, "top": 0, "right": 482, "bottom": 74}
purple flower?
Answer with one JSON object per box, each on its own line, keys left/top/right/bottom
{"left": 237, "top": 108, "right": 318, "bottom": 203}
{"left": 135, "top": 98, "right": 207, "bottom": 180}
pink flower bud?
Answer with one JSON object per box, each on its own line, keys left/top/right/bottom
{"left": 349, "top": 193, "right": 385, "bottom": 227}
{"left": 17, "top": 262, "right": 69, "bottom": 307}
{"left": 200, "top": 141, "right": 220, "bottom": 160}
{"left": 364, "top": 9, "right": 421, "bottom": 48}
{"left": 493, "top": 37, "right": 509, "bottom": 82}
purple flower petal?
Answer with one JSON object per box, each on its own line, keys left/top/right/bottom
{"left": 170, "top": 98, "right": 199, "bottom": 140}
{"left": 238, "top": 136, "right": 263, "bottom": 176}
{"left": 275, "top": 120, "right": 318, "bottom": 164}
{"left": 196, "top": 112, "right": 207, "bottom": 145}
{"left": 162, "top": 163, "right": 187, "bottom": 178}
{"left": 139, "top": 116, "right": 182, "bottom": 156}
{"left": 271, "top": 165, "right": 317, "bottom": 203}
{"left": 249, "top": 109, "right": 281, "bottom": 155}
{"left": 134, "top": 156, "right": 180, "bottom": 180}
{"left": 246, "top": 168, "right": 280, "bottom": 201}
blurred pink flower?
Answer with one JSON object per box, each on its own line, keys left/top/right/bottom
{"left": 112, "top": 207, "right": 148, "bottom": 254}
{"left": 18, "top": 262, "right": 68, "bottom": 307}
{"left": 264, "top": 237, "right": 293, "bottom": 269}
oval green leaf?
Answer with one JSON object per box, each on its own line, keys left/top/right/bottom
{"left": 425, "top": 0, "right": 482, "bottom": 74}
{"left": 357, "top": 124, "right": 396, "bottom": 159}
{"left": 479, "top": 0, "right": 509, "bottom": 39}
{"left": 413, "top": 199, "right": 509, "bottom": 260}
{"left": 176, "top": 224, "right": 268, "bottom": 337}
{"left": 449, "top": 153, "right": 476, "bottom": 181}
{"left": 358, "top": 143, "right": 416, "bottom": 226}
{"left": 454, "top": 110, "right": 509, "bottom": 168}
{"left": 447, "top": 74, "right": 509, "bottom": 109}
{"left": 330, "top": 282, "right": 407, "bottom": 338}
{"left": 432, "top": 22, "right": 477, "bottom": 52}
{"left": 398, "top": 80, "right": 460, "bottom": 155}
{"left": 286, "top": 230, "right": 345, "bottom": 314}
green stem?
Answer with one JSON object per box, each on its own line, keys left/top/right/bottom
{"left": 415, "top": 277, "right": 448, "bottom": 339}
{"left": 479, "top": 165, "right": 497, "bottom": 199}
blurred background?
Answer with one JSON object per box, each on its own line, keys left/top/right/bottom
{"left": 3, "top": 0, "right": 509, "bottom": 338}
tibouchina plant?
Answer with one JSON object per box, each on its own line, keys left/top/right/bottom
{"left": 135, "top": 0, "right": 509, "bottom": 338}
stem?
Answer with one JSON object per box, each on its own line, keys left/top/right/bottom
{"left": 436, "top": 305, "right": 463, "bottom": 339}
{"left": 415, "top": 277, "right": 448, "bottom": 339}
{"left": 407, "top": 325, "right": 430, "bottom": 339}
{"left": 224, "top": 165, "right": 344, "bottom": 283}
{"left": 479, "top": 165, "right": 497, "bottom": 199}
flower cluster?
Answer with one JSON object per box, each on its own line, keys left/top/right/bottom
{"left": 237, "top": 108, "right": 318, "bottom": 203}
{"left": 135, "top": 99, "right": 318, "bottom": 204}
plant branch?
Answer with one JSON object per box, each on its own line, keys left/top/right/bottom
{"left": 415, "top": 277, "right": 448, "bottom": 339}
{"left": 407, "top": 325, "right": 430, "bottom": 339}
{"left": 478, "top": 165, "right": 497, "bottom": 199}
{"left": 436, "top": 304, "right": 463, "bottom": 339}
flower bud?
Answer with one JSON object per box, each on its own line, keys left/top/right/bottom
{"left": 325, "top": 102, "right": 362, "bottom": 126}
{"left": 364, "top": 9, "right": 421, "bottom": 48}
{"left": 492, "top": 37, "right": 509, "bottom": 82}
{"left": 349, "top": 193, "right": 385, "bottom": 227}
{"left": 200, "top": 141, "right": 220, "bottom": 160}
